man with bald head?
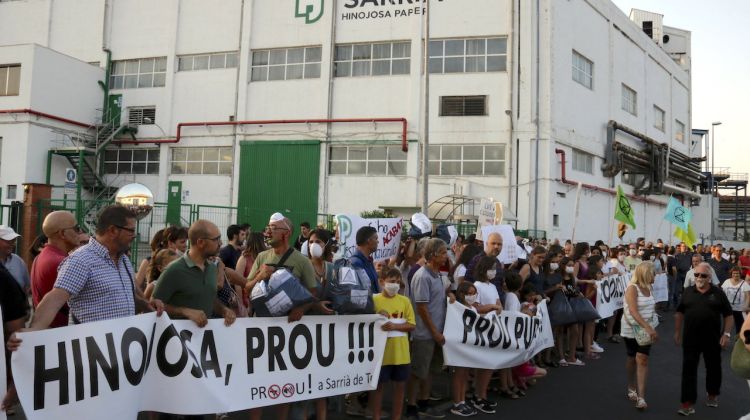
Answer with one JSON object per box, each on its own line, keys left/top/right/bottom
{"left": 675, "top": 262, "right": 734, "bottom": 415}
{"left": 463, "top": 231, "right": 506, "bottom": 300}
{"left": 30, "top": 211, "right": 81, "bottom": 328}
{"left": 153, "top": 219, "right": 236, "bottom": 328}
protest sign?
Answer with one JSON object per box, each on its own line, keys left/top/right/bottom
{"left": 480, "top": 224, "right": 520, "bottom": 264}
{"left": 595, "top": 273, "right": 630, "bottom": 319}
{"left": 652, "top": 273, "right": 668, "bottom": 303}
{"left": 11, "top": 314, "right": 387, "bottom": 419}
{"left": 442, "top": 300, "right": 554, "bottom": 369}
{"left": 336, "top": 214, "right": 403, "bottom": 262}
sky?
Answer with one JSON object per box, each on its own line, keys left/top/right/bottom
{"left": 611, "top": 0, "right": 750, "bottom": 179}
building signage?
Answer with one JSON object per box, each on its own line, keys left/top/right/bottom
{"left": 295, "top": 0, "right": 325, "bottom": 24}
{"left": 341, "top": 0, "right": 444, "bottom": 21}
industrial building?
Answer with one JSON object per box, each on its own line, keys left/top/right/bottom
{"left": 0, "top": 0, "right": 706, "bottom": 243}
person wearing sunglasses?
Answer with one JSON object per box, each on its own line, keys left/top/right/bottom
{"left": 30, "top": 211, "right": 82, "bottom": 329}
{"left": 675, "top": 262, "right": 734, "bottom": 416}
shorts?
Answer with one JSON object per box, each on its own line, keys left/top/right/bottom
{"left": 410, "top": 339, "right": 444, "bottom": 379}
{"left": 623, "top": 337, "right": 651, "bottom": 357}
{"left": 512, "top": 362, "right": 537, "bottom": 378}
{"left": 379, "top": 364, "right": 410, "bottom": 383}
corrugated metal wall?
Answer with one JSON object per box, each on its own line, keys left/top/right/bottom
{"left": 237, "top": 140, "right": 320, "bottom": 234}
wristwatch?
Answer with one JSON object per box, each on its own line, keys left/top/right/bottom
{"left": 723, "top": 332, "right": 731, "bottom": 338}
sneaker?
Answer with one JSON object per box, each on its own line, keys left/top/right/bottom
{"left": 450, "top": 403, "right": 477, "bottom": 417}
{"left": 677, "top": 406, "right": 695, "bottom": 416}
{"left": 635, "top": 398, "right": 647, "bottom": 410}
{"left": 566, "top": 358, "right": 586, "bottom": 366}
{"left": 418, "top": 405, "right": 446, "bottom": 418}
{"left": 706, "top": 396, "right": 719, "bottom": 408}
{"left": 591, "top": 342, "right": 605, "bottom": 353}
{"left": 405, "top": 405, "right": 421, "bottom": 420}
{"left": 626, "top": 388, "right": 638, "bottom": 401}
{"left": 471, "top": 398, "right": 497, "bottom": 414}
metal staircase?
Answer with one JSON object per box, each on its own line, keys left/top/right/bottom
{"left": 48, "top": 109, "right": 137, "bottom": 231}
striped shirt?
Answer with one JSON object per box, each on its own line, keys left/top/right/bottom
{"left": 620, "top": 283, "right": 656, "bottom": 339}
{"left": 54, "top": 238, "right": 135, "bottom": 323}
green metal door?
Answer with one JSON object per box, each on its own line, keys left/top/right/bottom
{"left": 108, "top": 94, "right": 122, "bottom": 126}
{"left": 237, "top": 141, "right": 320, "bottom": 234}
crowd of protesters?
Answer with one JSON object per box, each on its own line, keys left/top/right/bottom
{"left": 1, "top": 205, "right": 749, "bottom": 419}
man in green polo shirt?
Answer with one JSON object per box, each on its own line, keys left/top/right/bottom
{"left": 153, "top": 219, "right": 236, "bottom": 327}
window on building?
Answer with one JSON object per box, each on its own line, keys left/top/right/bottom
{"left": 0, "top": 64, "right": 21, "bottom": 96}
{"left": 251, "top": 46, "right": 322, "bottom": 81}
{"left": 553, "top": 214, "right": 559, "bottom": 227}
{"left": 334, "top": 42, "right": 411, "bottom": 77}
{"left": 428, "top": 144, "right": 505, "bottom": 176}
{"left": 653, "top": 105, "right": 665, "bottom": 132}
{"left": 675, "top": 120, "right": 685, "bottom": 143}
{"left": 572, "top": 51, "right": 593, "bottom": 89}
{"left": 171, "top": 147, "right": 232, "bottom": 175}
{"left": 103, "top": 148, "right": 160, "bottom": 175}
{"left": 178, "top": 51, "right": 239, "bottom": 71}
{"left": 328, "top": 145, "right": 407, "bottom": 176}
{"left": 621, "top": 84, "right": 637, "bottom": 116}
{"left": 439, "top": 96, "right": 487, "bottom": 116}
{"left": 572, "top": 149, "right": 594, "bottom": 174}
{"left": 110, "top": 57, "right": 167, "bottom": 89}
{"left": 6, "top": 185, "right": 16, "bottom": 200}
{"left": 128, "top": 107, "right": 156, "bottom": 126}
{"left": 428, "top": 37, "right": 507, "bottom": 74}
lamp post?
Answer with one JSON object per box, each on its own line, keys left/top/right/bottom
{"left": 710, "top": 121, "right": 721, "bottom": 244}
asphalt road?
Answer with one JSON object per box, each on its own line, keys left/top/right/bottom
{"left": 8, "top": 308, "right": 749, "bottom": 420}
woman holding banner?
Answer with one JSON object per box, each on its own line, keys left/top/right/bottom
{"left": 621, "top": 261, "right": 658, "bottom": 411}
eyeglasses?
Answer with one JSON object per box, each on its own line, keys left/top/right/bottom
{"left": 115, "top": 225, "right": 136, "bottom": 233}
{"left": 266, "top": 225, "right": 289, "bottom": 233}
{"left": 201, "top": 235, "right": 222, "bottom": 242}
{"left": 694, "top": 273, "right": 710, "bottom": 279}
{"left": 59, "top": 225, "right": 82, "bottom": 234}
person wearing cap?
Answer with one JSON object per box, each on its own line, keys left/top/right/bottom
{"left": 30, "top": 211, "right": 82, "bottom": 328}
{"left": 0, "top": 225, "right": 29, "bottom": 293}
{"left": 246, "top": 214, "right": 319, "bottom": 313}
{"left": 6, "top": 205, "right": 164, "bottom": 353}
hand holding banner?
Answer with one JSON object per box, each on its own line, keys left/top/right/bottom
{"left": 596, "top": 273, "right": 630, "bottom": 319}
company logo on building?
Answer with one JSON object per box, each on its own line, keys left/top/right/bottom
{"left": 295, "top": 0, "right": 324, "bottom": 24}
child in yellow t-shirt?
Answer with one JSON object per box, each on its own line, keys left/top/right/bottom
{"left": 371, "top": 267, "right": 415, "bottom": 420}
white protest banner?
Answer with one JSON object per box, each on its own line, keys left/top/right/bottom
{"left": 478, "top": 199, "right": 496, "bottom": 227}
{"left": 442, "top": 300, "right": 554, "bottom": 369}
{"left": 481, "top": 225, "right": 519, "bottom": 264}
{"left": 11, "top": 313, "right": 386, "bottom": 419}
{"left": 653, "top": 273, "right": 669, "bottom": 303}
{"left": 336, "top": 214, "right": 403, "bottom": 262}
{"left": 596, "top": 273, "right": 630, "bottom": 319}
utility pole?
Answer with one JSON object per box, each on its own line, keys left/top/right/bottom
{"left": 421, "top": 0, "right": 431, "bottom": 214}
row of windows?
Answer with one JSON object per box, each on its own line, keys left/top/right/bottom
{"left": 571, "top": 50, "right": 686, "bottom": 143}
{"left": 110, "top": 57, "right": 167, "bottom": 89}
{"left": 102, "top": 145, "right": 507, "bottom": 177}
{"left": 178, "top": 52, "right": 238, "bottom": 72}
{"left": 428, "top": 38, "right": 507, "bottom": 74}
{"left": 334, "top": 42, "right": 410, "bottom": 77}
{"left": 251, "top": 47, "right": 322, "bottom": 81}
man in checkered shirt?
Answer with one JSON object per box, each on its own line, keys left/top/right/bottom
{"left": 7, "top": 205, "right": 163, "bottom": 352}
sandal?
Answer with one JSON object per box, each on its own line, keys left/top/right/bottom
{"left": 558, "top": 359, "right": 569, "bottom": 367}
{"left": 636, "top": 398, "right": 647, "bottom": 410}
{"left": 585, "top": 353, "right": 600, "bottom": 360}
{"left": 627, "top": 388, "right": 638, "bottom": 401}
{"left": 566, "top": 358, "right": 586, "bottom": 366}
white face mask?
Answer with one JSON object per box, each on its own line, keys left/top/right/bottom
{"left": 629, "top": 249, "right": 637, "bottom": 256}
{"left": 465, "top": 294, "right": 478, "bottom": 305}
{"left": 486, "top": 270, "right": 497, "bottom": 279}
{"left": 383, "top": 282, "right": 400, "bottom": 296}
{"left": 565, "top": 266, "right": 575, "bottom": 274}
{"left": 549, "top": 262, "right": 559, "bottom": 271}
{"left": 309, "top": 242, "right": 324, "bottom": 259}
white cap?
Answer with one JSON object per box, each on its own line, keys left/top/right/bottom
{"left": 269, "top": 212, "right": 285, "bottom": 223}
{"left": 0, "top": 225, "right": 20, "bottom": 241}
{"left": 411, "top": 212, "right": 432, "bottom": 235}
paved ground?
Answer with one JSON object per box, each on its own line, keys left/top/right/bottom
{"left": 9, "top": 308, "right": 750, "bottom": 419}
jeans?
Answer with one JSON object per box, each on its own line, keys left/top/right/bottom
{"left": 680, "top": 342, "right": 722, "bottom": 404}
{"left": 669, "top": 275, "right": 684, "bottom": 307}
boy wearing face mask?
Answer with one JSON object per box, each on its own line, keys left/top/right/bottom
{"left": 372, "top": 268, "right": 416, "bottom": 420}
{"left": 624, "top": 244, "right": 642, "bottom": 273}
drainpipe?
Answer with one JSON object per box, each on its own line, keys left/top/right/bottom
{"left": 228, "top": 0, "right": 245, "bottom": 211}
{"left": 0, "top": 109, "right": 91, "bottom": 128}
{"left": 323, "top": 0, "right": 338, "bottom": 215}
{"left": 533, "top": 0, "right": 541, "bottom": 233}
{"left": 112, "top": 118, "right": 410, "bottom": 149}
{"left": 99, "top": 49, "right": 112, "bottom": 123}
